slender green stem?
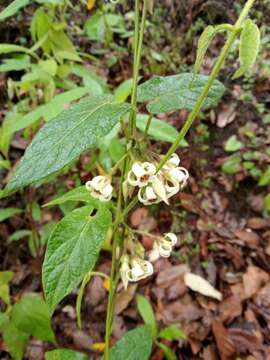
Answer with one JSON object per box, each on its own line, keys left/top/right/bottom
{"left": 156, "top": 0, "right": 256, "bottom": 172}
{"left": 128, "top": 0, "right": 147, "bottom": 137}
{"left": 142, "top": 114, "right": 153, "bottom": 140}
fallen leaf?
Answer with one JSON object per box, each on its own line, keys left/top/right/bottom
{"left": 114, "top": 284, "right": 137, "bottom": 315}
{"left": 217, "top": 105, "right": 236, "bottom": 128}
{"left": 130, "top": 208, "right": 149, "bottom": 228}
{"left": 156, "top": 264, "right": 190, "bottom": 287}
{"left": 228, "top": 323, "right": 263, "bottom": 354}
{"left": 184, "top": 273, "right": 222, "bottom": 301}
{"left": 243, "top": 266, "right": 269, "bottom": 299}
{"left": 212, "top": 320, "right": 236, "bottom": 359}
{"left": 234, "top": 229, "right": 260, "bottom": 247}
{"left": 247, "top": 218, "right": 270, "bottom": 229}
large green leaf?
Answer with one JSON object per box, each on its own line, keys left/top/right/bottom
{"left": 42, "top": 205, "right": 112, "bottom": 312}
{"left": 5, "top": 95, "right": 130, "bottom": 193}
{"left": 45, "top": 349, "right": 88, "bottom": 360}
{"left": 137, "top": 73, "right": 225, "bottom": 114}
{"left": 11, "top": 293, "right": 55, "bottom": 343}
{"left": 108, "top": 326, "right": 153, "bottom": 360}
{"left": 136, "top": 114, "right": 188, "bottom": 146}
{"left": 0, "top": 0, "right": 30, "bottom": 21}
{"left": 233, "top": 19, "right": 260, "bottom": 79}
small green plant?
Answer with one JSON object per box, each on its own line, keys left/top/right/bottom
{"left": 137, "top": 294, "right": 186, "bottom": 360}
{"left": 0, "top": 0, "right": 261, "bottom": 359}
{"left": 0, "top": 271, "right": 55, "bottom": 360}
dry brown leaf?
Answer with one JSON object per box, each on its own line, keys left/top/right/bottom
{"left": 217, "top": 105, "right": 236, "bottom": 128}
{"left": 212, "top": 320, "right": 236, "bottom": 359}
{"left": 243, "top": 266, "right": 270, "bottom": 299}
{"left": 234, "top": 229, "right": 260, "bottom": 247}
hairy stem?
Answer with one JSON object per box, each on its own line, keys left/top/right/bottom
{"left": 156, "top": 0, "right": 256, "bottom": 172}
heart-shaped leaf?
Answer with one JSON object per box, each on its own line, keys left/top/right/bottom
{"left": 137, "top": 73, "right": 225, "bottom": 114}
{"left": 42, "top": 204, "right": 112, "bottom": 312}
{"left": 5, "top": 95, "right": 130, "bottom": 193}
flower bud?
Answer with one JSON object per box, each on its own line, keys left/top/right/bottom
{"left": 120, "top": 255, "right": 131, "bottom": 291}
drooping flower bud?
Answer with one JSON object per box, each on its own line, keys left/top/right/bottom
{"left": 120, "top": 255, "right": 131, "bottom": 291}
{"left": 85, "top": 175, "right": 113, "bottom": 202}
{"left": 127, "top": 258, "right": 153, "bottom": 282}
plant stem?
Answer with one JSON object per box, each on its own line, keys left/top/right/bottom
{"left": 128, "top": 0, "right": 147, "bottom": 137}
{"left": 156, "top": 0, "right": 256, "bottom": 172}
{"left": 142, "top": 114, "right": 153, "bottom": 140}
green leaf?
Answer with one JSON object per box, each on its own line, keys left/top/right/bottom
{"left": 0, "top": 207, "right": 22, "bottom": 222}
{"left": 136, "top": 294, "right": 157, "bottom": 339}
{"left": 114, "top": 78, "right": 133, "bottom": 103}
{"left": 136, "top": 114, "right": 188, "bottom": 146}
{"left": 137, "top": 73, "right": 225, "bottom": 114}
{"left": 44, "top": 186, "right": 91, "bottom": 207}
{"left": 157, "top": 342, "right": 177, "bottom": 360}
{"left": 3, "top": 322, "right": 29, "bottom": 360}
{"left": 233, "top": 19, "right": 260, "bottom": 79}
{"left": 0, "top": 44, "right": 35, "bottom": 56}
{"left": 264, "top": 194, "right": 270, "bottom": 211}
{"left": 194, "top": 26, "right": 215, "bottom": 76}
{"left": 108, "top": 326, "right": 153, "bottom": 360}
{"left": 258, "top": 166, "right": 270, "bottom": 186}
{"left": 158, "top": 324, "right": 186, "bottom": 341}
{"left": 11, "top": 293, "right": 55, "bottom": 342}
{"left": 0, "top": 271, "right": 13, "bottom": 304}
{"left": 222, "top": 154, "right": 242, "bottom": 174}
{"left": 0, "top": 312, "right": 9, "bottom": 331}
{"left": 42, "top": 205, "right": 112, "bottom": 312}
{"left": 9, "top": 230, "right": 32, "bottom": 242}
{"left": 6, "top": 88, "right": 90, "bottom": 135}
{"left": 45, "top": 349, "right": 88, "bottom": 360}
{"left": 0, "top": 271, "right": 13, "bottom": 284}
{"left": 5, "top": 95, "right": 130, "bottom": 193}
{"left": 0, "top": 55, "right": 30, "bottom": 72}
{"left": 0, "top": 0, "right": 30, "bottom": 21}
{"left": 224, "top": 135, "right": 244, "bottom": 152}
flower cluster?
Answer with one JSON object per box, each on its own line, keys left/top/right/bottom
{"left": 126, "top": 154, "right": 189, "bottom": 205}
{"left": 85, "top": 175, "right": 113, "bottom": 202}
{"left": 120, "top": 232, "right": 178, "bottom": 290}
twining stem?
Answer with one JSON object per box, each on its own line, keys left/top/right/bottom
{"left": 156, "top": 0, "right": 256, "bottom": 172}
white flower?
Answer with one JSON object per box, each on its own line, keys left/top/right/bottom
{"left": 163, "top": 177, "right": 180, "bottom": 198}
{"left": 120, "top": 255, "right": 131, "bottom": 291}
{"left": 127, "top": 162, "right": 156, "bottom": 188}
{"left": 148, "top": 242, "right": 161, "bottom": 262}
{"left": 127, "top": 258, "right": 153, "bottom": 282}
{"left": 138, "top": 185, "right": 160, "bottom": 205}
{"left": 167, "top": 167, "right": 189, "bottom": 188}
{"left": 164, "top": 232, "right": 178, "bottom": 246}
{"left": 166, "top": 153, "right": 180, "bottom": 168}
{"left": 151, "top": 175, "right": 169, "bottom": 205}
{"left": 148, "top": 232, "right": 178, "bottom": 260}
{"left": 85, "top": 175, "right": 113, "bottom": 202}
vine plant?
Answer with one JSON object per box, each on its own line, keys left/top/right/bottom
{"left": 2, "top": 0, "right": 260, "bottom": 358}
